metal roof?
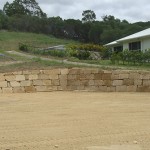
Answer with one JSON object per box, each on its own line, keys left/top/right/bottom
{"left": 105, "top": 28, "right": 150, "bottom": 46}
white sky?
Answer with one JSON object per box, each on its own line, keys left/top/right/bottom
{"left": 0, "top": 0, "right": 150, "bottom": 23}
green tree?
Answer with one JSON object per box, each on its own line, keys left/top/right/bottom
{"left": 88, "top": 23, "right": 103, "bottom": 44}
{"left": 0, "top": 10, "right": 8, "bottom": 29}
{"left": 3, "top": 0, "right": 46, "bottom": 18}
{"left": 82, "top": 10, "right": 96, "bottom": 23}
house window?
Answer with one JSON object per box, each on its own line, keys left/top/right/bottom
{"left": 114, "top": 46, "right": 123, "bottom": 53}
{"left": 129, "top": 41, "right": 141, "bottom": 51}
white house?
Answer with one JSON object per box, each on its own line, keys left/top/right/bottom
{"left": 105, "top": 28, "right": 150, "bottom": 52}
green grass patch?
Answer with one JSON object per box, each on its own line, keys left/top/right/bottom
{"left": 0, "top": 31, "right": 80, "bottom": 51}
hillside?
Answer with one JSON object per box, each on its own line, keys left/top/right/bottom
{"left": 0, "top": 31, "right": 150, "bottom": 72}
{"left": 0, "top": 31, "right": 82, "bottom": 72}
{"left": 0, "top": 31, "right": 79, "bottom": 51}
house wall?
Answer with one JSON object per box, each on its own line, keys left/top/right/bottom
{"left": 121, "top": 38, "right": 150, "bottom": 51}
{"left": 142, "top": 38, "right": 150, "bottom": 51}
{"left": 0, "top": 68, "right": 150, "bottom": 93}
{"left": 123, "top": 42, "right": 128, "bottom": 50}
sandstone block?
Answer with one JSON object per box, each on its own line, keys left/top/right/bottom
{"left": 111, "top": 74, "right": 119, "bottom": 80}
{"left": 104, "top": 70, "right": 112, "bottom": 74}
{"left": 84, "top": 86, "right": 99, "bottom": 91}
{"left": 112, "top": 70, "right": 121, "bottom": 75}
{"left": 60, "top": 80, "right": 67, "bottom": 87}
{"left": 76, "top": 85, "right": 85, "bottom": 90}
{"left": 67, "top": 80, "right": 80, "bottom": 86}
{"left": 33, "top": 80, "right": 43, "bottom": 86}
{"left": 10, "top": 81, "right": 20, "bottom": 87}
{"left": 102, "top": 73, "right": 112, "bottom": 80}
{"left": 2, "top": 87, "right": 13, "bottom": 93}
{"left": 137, "top": 86, "right": 150, "bottom": 92}
{"left": 59, "top": 75, "right": 67, "bottom": 88}
{"left": 15, "top": 75, "right": 25, "bottom": 81}
{"left": 112, "top": 80, "right": 123, "bottom": 86}
{"left": 0, "top": 88, "right": 2, "bottom": 93}
{"left": 0, "top": 74, "right": 5, "bottom": 81}
{"left": 25, "top": 86, "right": 36, "bottom": 93}
{"left": 127, "top": 86, "right": 137, "bottom": 92}
{"left": 20, "top": 81, "right": 32, "bottom": 87}
{"left": 49, "top": 74, "right": 59, "bottom": 79}
{"left": 129, "top": 73, "right": 141, "bottom": 80}
{"left": 80, "top": 80, "right": 89, "bottom": 86}
{"left": 98, "top": 86, "right": 107, "bottom": 92}
{"left": 0, "top": 81, "right": 8, "bottom": 88}
{"left": 94, "top": 80, "right": 104, "bottom": 86}
{"left": 12, "top": 71, "right": 22, "bottom": 75}
{"left": 35, "top": 86, "right": 51, "bottom": 92}
{"left": 107, "top": 87, "right": 116, "bottom": 92}
{"left": 91, "top": 69, "right": 99, "bottom": 74}
{"left": 52, "top": 80, "right": 60, "bottom": 86}
{"left": 61, "top": 68, "right": 69, "bottom": 75}
{"left": 57, "top": 86, "right": 63, "bottom": 91}
{"left": 143, "top": 80, "right": 150, "bottom": 86}
{"left": 68, "top": 75, "right": 77, "bottom": 80}
{"left": 29, "top": 74, "right": 38, "bottom": 80}
{"left": 13, "top": 87, "right": 25, "bottom": 93}
{"left": 31, "top": 70, "right": 40, "bottom": 74}
{"left": 59, "top": 75, "right": 67, "bottom": 80}
{"left": 141, "top": 74, "right": 150, "bottom": 79}
{"left": 58, "top": 86, "right": 66, "bottom": 91}
{"left": 123, "top": 79, "right": 134, "bottom": 86}
{"left": 86, "top": 74, "right": 94, "bottom": 80}
{"left": 42, "top": 80, "right": 52, "bottom": 86}
{"left": 116, "top": 86, "right": 127, "bottom": 92}
{"left": 80, "top": 69, "right": 92, "bottom": 74}
{"left": 51, "top": 86, "right": 58, "bottom": 91}
{"left": 67, "top": 85, "right": 77, "bottom": 90}
{"left": 79, "top": 74, "right": 86, "bottom": 80}
{"left": 38, "top": 74, "right": 49, "bottom": 80}
{"left": 89, "top": 80, "right": 95, "bottom": 86}
{"left": 44, "top": 69, "right": 61, "bottom": 75}
{"left": 119, "top": 73, "right": 129, "bottom": 79}
{"left": 69, "top": 68, "right": 81, "bottom": 74}
{"left": 103, "top": 80, "right": 112, "bottom": 86}
{"left": 134, "top": 80, "right": 142, "bottom": 86}
{"left": 5, "top": 75, "right": 15, "bottom": 81}
{"left": 94, "top": 73, "right": 103, "bottom": 80}
{"left": 23, "top": 70, "right": 31, "bottom": 74}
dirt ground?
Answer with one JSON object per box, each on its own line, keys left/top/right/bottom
{"left": 0, "top": 92, "right": 150, "bottom": 150}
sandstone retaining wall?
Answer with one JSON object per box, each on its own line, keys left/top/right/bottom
{"left": 0, "top": 68, "right": 150, "bottom": 93}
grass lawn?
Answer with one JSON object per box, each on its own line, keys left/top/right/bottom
{"left": 0, "top": 31, "right": 79, "bottom": 51}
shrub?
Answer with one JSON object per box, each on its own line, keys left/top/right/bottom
{"left": 110, "top": 49, "right": 150, "bottom": 65}
{"left": 77, "top": 50, "right": 90, "bottom": 60}
{"left": 19, "top": 43, "right": 29, "bottom": 52}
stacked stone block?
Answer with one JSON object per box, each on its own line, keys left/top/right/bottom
{"left": 0, "top": 68, "right": 150, "bottom": 93}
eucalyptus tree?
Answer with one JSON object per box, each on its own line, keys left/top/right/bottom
{"left": 3, "top": 0, "right": 46, "bottom": 18}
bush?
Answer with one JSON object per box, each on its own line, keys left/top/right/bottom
{"left": 110, "top": 49, "right": 150, "bottom": 65}
{"left": 68, "top": 44, "right": 106, "bottom": 52}
{"left": 19, "top": 43, "right": 29, "bottom": 52}
{"left": 77, "top": 50, "right": 90, "bottom": 60}
{"left": 47, "top": 50, "right": 67, "bottom": 57}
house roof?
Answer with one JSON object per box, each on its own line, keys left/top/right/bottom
{"left": 105, "top": 28, "right": 150, "bottom": 46}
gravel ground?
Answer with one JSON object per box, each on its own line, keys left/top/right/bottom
{"left": 0, "top": 92, "right": 150, "bottom": 150}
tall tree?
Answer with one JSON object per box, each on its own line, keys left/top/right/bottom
{"left": 0, "top": 10, "right": 8, "bottom": 29}
{"left": 82, "top": 10, "right": 96, "bottom": 23}
{"left": 3, "top": 0, "right": 46, "bottom": 18}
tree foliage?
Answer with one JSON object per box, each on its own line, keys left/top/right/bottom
{"left": 3, "top": 0, "right": 46, "bottom": 17}
{"left": 1, "top": 4, "right": 150, "bottom": 45}
{"left": 82, "top": 10, "right": 96, "bottom": 23}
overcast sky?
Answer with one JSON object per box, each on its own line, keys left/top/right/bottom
{"left": 0, "top": 0, "right": 150, "bottom": 23}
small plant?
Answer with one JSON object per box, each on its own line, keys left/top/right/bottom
{"left": 19, "top": 43, "right": 29, "bottom": 52}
